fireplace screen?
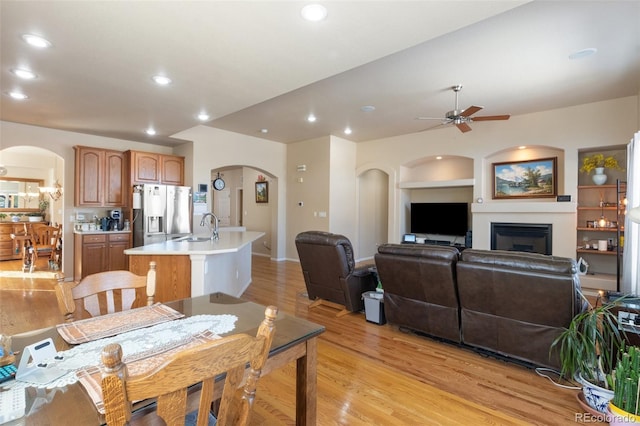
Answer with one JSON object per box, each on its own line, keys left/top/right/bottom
{"left": 490, "top": 223, "right": 552, "bottom": 255}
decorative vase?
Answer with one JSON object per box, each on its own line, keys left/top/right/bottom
{"left": 576, "top": 373, "right": 614, "bottom": 414}
{"left": 608, "top": 402, "right": 640, "bottom": 425}
{"left": 592, "top": 167, "right": 608, "bottom": 185}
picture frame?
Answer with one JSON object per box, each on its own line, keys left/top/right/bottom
{"left": 255, "top": 181, "right": 268, "bottom": 203}
{"left": 492, "top": 157, "right": 557, "bottom": 199}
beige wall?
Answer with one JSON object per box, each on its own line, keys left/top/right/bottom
{"left": 356, "top": 96, "right": 639, "bottom": 248}
{"left": 329, "top": 136, "right": 357, "bottom": 241}
{"left": 286, "top": 136, "right": 330, "bottom": 259}
{"left": 1, "top": 94, "right": 638, "bottom": 271}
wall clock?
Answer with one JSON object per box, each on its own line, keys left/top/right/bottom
{"left": 212, "top": 173, "right": 225, "bottom": 191}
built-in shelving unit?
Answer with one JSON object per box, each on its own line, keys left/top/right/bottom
{"left": 576, "top": 146, "right": 627, "bottom": 292}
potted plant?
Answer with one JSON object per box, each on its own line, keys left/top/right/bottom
{"left": 609, "top": 346, "right": 640, "bottom": 425}
{"left": 0, "top": 213, "right": 6, "bottom": 222}
{"left": 579, "top": 154, "right": 624, "bottom": 185}
{"left": 551, "top": 296, "right": 627, "bottom": 413}
{"left": 38, "top": 198, "right": 49, "bottom": 221}
{"left": 26, "top": 212, "right": 43, "bottom": 222}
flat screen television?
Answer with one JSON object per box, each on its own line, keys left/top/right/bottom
{"left": 410, "top": 202, "right": 469, "bottom": 236}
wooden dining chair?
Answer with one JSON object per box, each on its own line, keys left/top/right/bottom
{"left": 100, "top": 305, "right": 278, "bottom": 426}
{"left": 30, "top": 224, "right": 62, "bottom": 268}
{"left": 55, "top": 261, "right": 157, "bottom": 322}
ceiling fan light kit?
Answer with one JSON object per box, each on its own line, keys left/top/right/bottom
{"left": 417, "top": 84, "right": 510, "bottom": 133}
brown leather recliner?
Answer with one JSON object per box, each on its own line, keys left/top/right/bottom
{"left": 375, "top": 244, "right": 462, "bottom": 342}
{"left": 456, "top": 249, "right": 585, "bottom": 369}
{"left": 295, "top": 231, "right": 377, "bottom": 314}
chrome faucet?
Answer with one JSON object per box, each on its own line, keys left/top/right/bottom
{"left": 200, "top": 212, "right": 220, "bottom": 240}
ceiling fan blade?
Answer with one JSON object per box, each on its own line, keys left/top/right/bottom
{"left": 471, "top": 115, "right": 510, "bottom": 121}
{"left": 460, "top": 105, "right": 483, "bottom": 117}
{"left": 456, "top": 122, "right": 472, "bottom": 133}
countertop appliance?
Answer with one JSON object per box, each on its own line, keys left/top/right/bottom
{"left": 133, "top": 184, "right": 192, "bottom": 247}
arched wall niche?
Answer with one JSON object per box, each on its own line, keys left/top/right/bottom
{"left": 483, "top": 145, "right": 565, "bottom": 202}
{"left": 401, "top": 155, "right": 473, "bottom": 183}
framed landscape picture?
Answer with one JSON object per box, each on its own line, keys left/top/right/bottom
{"left": 255, "top": 181, "right": 268, "bottom": 203}
{"left": 492, "top": 157, "right": 557, "bottom": 199}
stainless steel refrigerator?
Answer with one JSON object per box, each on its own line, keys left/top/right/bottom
{"left": 133, "top": 184, "right": 192, "bottom": 247}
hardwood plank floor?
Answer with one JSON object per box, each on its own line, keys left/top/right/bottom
{"left": 0, "top": 256, "right": 600, "bottom": 425}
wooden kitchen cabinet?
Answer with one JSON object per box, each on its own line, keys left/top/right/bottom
{"left": 127, "top": 150, "right": 184, "bottom": 186}
{"left": 74, "top": 146, "right": 126, "bottom": 207}
{"left": 0, "top": 223, "right": 27, "bottom": 261}
{"left": 160, "top": 154, "right": 184, "bottom": 185}
{"left": 74, "top": 232, "right": 131, "bottom": 279}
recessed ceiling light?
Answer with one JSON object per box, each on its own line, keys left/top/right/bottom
{"left": 11, "top": 68, "right": 37, "bottom": 80}
{"left": 436, "top": 156, "right": 443, "bottom": 160}
{"left": 260, "top": 128, "right": 269, "bottom": 134}
{"left": 307, "top": 114, "right": 317, "bottom": 123}
{"left": 8, "top": 91, "right": 28, "bottom": 100}
{"left": 22, "top": 34, "right": 51, "bottom": 48}
{"left": 301, "top": 4, "right": 327, "bottom": 22}
{"left": 569, "top": 48, "right": 597, "bottom": 60}
{"left": 344, "top": 127, "right": 352, "bottom": 135}
{"left": 152, "top": 75, "right": 172, "bottom": 85}
{"left": 197, "top": 113, "right": 210, "bottom": 121}
{"left": 360, "top": 105, "right": 376, "bottom": 113}
{"left": 145, "top": 128, "right": 156, "bottom": 136}
{"left": 518, "top": 145, "right": 527, "bottom": 150}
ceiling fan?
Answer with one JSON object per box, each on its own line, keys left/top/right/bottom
{"left": 416, "top": 85, "right": 510, "bottom": 133}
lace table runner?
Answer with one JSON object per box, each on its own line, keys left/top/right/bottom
{"left": 7, "top": 314, "right": 237, "bottom": 391}
{"left": 56, "top": 303, "right": 185, "bottom": 344}
{"left": 77, "top": 329, "right": 220, "bottom": 414}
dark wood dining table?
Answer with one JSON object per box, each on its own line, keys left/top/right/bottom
{"left": 5, "top": 292, "right": 325, "bottom": 425}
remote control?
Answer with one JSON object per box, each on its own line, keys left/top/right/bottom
{"left": 0, "top": 387, "right": 26, "bottom": 424}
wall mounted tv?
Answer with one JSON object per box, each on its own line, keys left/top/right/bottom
{"left": 410, "top": 202, "right": 469, "bottom": 236}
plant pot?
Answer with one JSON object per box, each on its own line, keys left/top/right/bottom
{"left": 609, "top": 402, "right": 640, "bottom": 425}
{"left": 576, "top": 373, "right": 614, "bottom": 414}
{"left": 28, "top": 216, "right": 43, "bottom": 222}
{"left": 592, "top": 167, "right": 608, "bottom": 185}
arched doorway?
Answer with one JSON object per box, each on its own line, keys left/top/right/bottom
{"left": 357, "top": 168, "right": 389, "bottom": 260}
{"left": 0, "top": 146, "right": 65, "bottom": 268}
{"left": 208, "top": 166, "right": 278, "bottom": 259}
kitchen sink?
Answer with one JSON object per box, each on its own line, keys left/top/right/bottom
{"left": 180, "top": 236, "right": 212, "bottom": 242}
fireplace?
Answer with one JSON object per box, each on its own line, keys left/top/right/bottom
{"left": 490, "top": 223, "right": 552, "bottom": 255}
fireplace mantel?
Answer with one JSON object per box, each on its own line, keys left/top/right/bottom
{"left": 472, "top": 201, "right": 576, "bottom": 214}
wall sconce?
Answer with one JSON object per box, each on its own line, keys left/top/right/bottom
{"left": 296, "top": 165, "right": 307, "bottom": 172}
{"left": 39, "top": 179, "right": 63, "bottom": 201}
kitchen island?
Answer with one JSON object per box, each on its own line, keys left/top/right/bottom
{"left": 124, "top": 230, "right": 264, "bottom": 303}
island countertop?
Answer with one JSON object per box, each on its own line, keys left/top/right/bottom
{"left": 124, "top": 231, "right": 265, "bottom": 256}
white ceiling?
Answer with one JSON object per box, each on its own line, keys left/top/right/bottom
{"left": 1, "top": 1, "right": 639, "bottom": 147}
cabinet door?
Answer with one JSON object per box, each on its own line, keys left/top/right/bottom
{"left": 82, "top": 242, "right": 108, "bottom": 278}
{"left": 108, "top": 234, "right": 131, "bottom": 270}
{"left": 131, "top": 151, "right": 160, "bottom": 184}
{"left": 104, "top": 151, "right": 126, "bottom": 206}
{"left": 75, "top": 147, "right": 104, "bottom": 206}
{"left": 160, "top": 155, "right": 184, "bottom": 185}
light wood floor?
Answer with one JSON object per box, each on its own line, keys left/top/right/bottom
{"left": 0, "top": 256, "right": 600, "bottom": 425}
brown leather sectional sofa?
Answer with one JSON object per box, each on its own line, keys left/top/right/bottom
{"left": 375, "top": 244, "right": 586, "bottom": 369}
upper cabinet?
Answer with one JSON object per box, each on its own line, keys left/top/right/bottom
{"left": 127, "top": 151, "right": 184, "bottom": 186}
{"left": 75, "top": 146, "right": 126, "bottom": 207}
